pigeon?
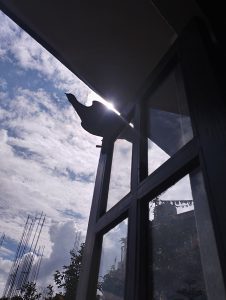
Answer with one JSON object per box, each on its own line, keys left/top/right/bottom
{"left": 65, "top": 93, "right": 135, "bottom": 142}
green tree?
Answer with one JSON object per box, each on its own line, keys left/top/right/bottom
{"left": 100, "top": 237, "right": 126, "bottom": 298}
{"left": 101, "top": 265, "right": 124, "bottom": 297}
{"left": 44, "top": 284, "right": 54, "bottom": 300}
{"left": 20, "top": 282, "right": 41, "bottom": 300}
{"left": 54, "top": 243, "right": 84, "bottom": 300}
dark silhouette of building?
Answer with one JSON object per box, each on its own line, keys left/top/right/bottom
{"left": 151, "top": 203, "right": 206, "bottom": 299}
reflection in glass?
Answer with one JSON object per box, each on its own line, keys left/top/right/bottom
{"left": 149, "top": 174, "right": 207, "bottom": 300}
{"left": 97, "top": 220, "right": 128, "bottom": 300}
{"left": 147, "top": 67, "right": 193, "bottom": 175}
{"left": 107, "top": 139, "right": 132, "bottom": 211}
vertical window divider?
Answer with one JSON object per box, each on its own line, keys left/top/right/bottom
{"left": 96, "top": 141, "right": 114, "bottom": 219}
{"left": 76, "top": 141, "right": 114, "bottom": 300}
{"left": 126, "top": 198, "right": 149, "bottom": 300}
{"left": 125, "top": 102, "right": 149, "bottom": 300}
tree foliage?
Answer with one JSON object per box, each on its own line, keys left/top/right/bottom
{"left": 54, "top": 243, "right": 84, "bottom": 300}
{"left": 99, "top": 237, "right": 126, "bottom": 298}
{"left": 101, "top": 265, "right": 124, "bottom": 297}
{"left": 0, "top": 243, "right": 85, "bottom": 300}
{"left": 20, "top": 282, "right": 41, "bottom": 300}
{"left": 44, "top": 284, "right": 54, "bottom": 300}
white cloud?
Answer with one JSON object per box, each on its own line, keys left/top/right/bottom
{"left": 0, "top": 12, "right": 18, "bottom": 60}
{"left": 0, "top": 9, "right": 108, "bottom": 295}
{"left": 0, "top": 258, "right": 12, "bottom": 295}
{"left": 0, "top": 87, "right": 101, "bottom": 237}
{"left": 0, "top": 11, "right": 93, "bottom": 105}
{"left": 0, "top": 78, "right": 7, "bottom": 91}
{"left": 148, "top": 140, "right": 170, "bottom": 174}
{"left": 38, "top": 221, "right": 80, "bottom": 285}
{"left": 0, "top": 86, "right": 101, "bottom": 291}
{"left": 0, "top": 258, "right": 12, "bottom": 274}
{"left": 160, "top": 175, "right": 193, "bottom": 201}
{"left": 0, "top": 247, "right": 14, "bottom": 258}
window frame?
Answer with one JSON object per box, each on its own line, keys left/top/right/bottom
{"left": 76, "top": 19, "right": 226, "bottom": 300}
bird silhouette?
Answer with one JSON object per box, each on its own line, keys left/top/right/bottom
{"left": 65, "top": 93, "right": 135, "bottom": 142}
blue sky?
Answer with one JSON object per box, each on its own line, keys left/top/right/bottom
{"left": 0, "top": 10, "right": 103, "bottom": 292}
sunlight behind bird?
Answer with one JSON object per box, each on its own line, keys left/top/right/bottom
{"left": 87, "top": 91, "right": 120, "bottom": 115}
{"left": 87, "top": 91, "right": 134, "bottom": 128}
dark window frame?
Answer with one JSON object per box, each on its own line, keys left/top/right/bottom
{"left": 76, "top": 19, "right": 226, "bottom": 300}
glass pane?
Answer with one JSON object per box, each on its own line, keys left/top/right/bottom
{"left": 190, "top": 171, "right": 225, "bottom": 299}
{"left": 147, "top": 67, "right": 193, "bottom": 175}
{"left": 107, "top": 139, "right": 132, "bottom": 211}
{"left": 97, "top": 219, "right": 128, "bottom": 300}
{"left": 149, "top": 174, "right": 207, "bottom": 300}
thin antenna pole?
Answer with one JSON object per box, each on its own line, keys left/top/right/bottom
{"left": 29, "top": 246, "right": 41, "bottom": 283}
{"left": 11, "top": 216, "right": 36, "bottom": 297}
{"left": 0, "top": 233, "right": 5, "bottom": 249}
{"left": 18, "top": 213, "right": 43, "bottom": 291}
{"left": 3, "top": 212, "right": 46, "bottom": 299}
{"left": 34, "top": 245, "right": 45, "bottom": 283}
{"left": 3, "top": 215, "right": 31, "bottom": 298}
{"left": 18, "top": 213, "right": 45, "bottom": 294}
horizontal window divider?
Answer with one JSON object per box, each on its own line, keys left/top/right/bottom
{"left": 138, "top": 138, "right": 199, "bottom": 200}
{"left": 95, "top": 193, "right": 135, "bottom": 235}
{"left": 95, "top": 138, "right": 199, "bottom": 235}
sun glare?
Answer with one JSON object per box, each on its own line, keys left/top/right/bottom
{"left": 88, "top": 91, "right": 121, "bottom": 115}
{"left": 104, "top": 101, "right": 115, "bottom": 110}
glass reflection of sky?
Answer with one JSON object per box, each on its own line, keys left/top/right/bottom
{"left": 149, "top": 175, "right": 194, "bottom": 221}
{"left": 107, "top": 140, "right": 132, "bottom": 211}
{"left": 148, "top": 172, "right": 207, "bottom": 300}
{"left": 148, "top": 108, "right": 193, "bottom": 175}
{"left": 147, "top": 66, "right": 193, "bottom": 176}
{"left": 97, "top": 220, "right": 128, "bottom": 300}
